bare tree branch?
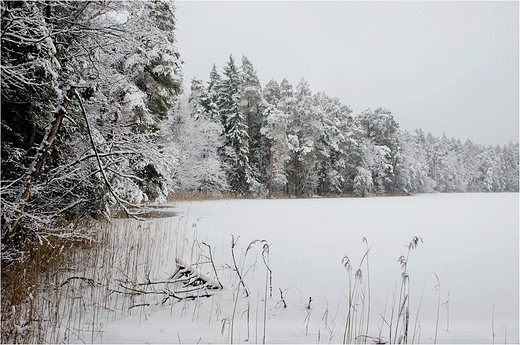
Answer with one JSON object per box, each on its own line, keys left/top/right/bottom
{"left": 74, "top": 89, "right": 143, "bottom": 220}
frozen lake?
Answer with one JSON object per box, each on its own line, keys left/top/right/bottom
{"left": 98, "top": 193, "right": 518, "bottom": 344}
{"left": 180, "top": 193, "right": 518, "bottom": 343}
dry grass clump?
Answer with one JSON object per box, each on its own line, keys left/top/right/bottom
{"left": 340, "top": 236, "right": 425, "bottom": 344}
{"left": 341, "top": 238, "right": 372, "bottom": 344}
{"left": 1, "top": 217, "right": 185, "bottom": 343}
{"left": 1, "top": 224, "right": 100, "bottom": 343}
{"left": 2, "top": 210, "right": 247, "bottom": 344}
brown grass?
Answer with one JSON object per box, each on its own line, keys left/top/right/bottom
{"left": 1, "top": 223, "right": 100, "bottom": 343}
{"left": 1, "top": 213, "right": 228, "bottom": 344}
{"left": 168, "top": 191, "right": 242, "bottom": 202}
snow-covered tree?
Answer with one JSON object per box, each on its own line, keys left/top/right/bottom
{"left": 355, "top": 108, "right": 399, "bottom": 194}
{"left": 285, "top": 78, "right": 323, "bottom": 195}
{"left": 1, "top": 1, "right": 128, "bottom": 247}
{"left": 200, "top": 64, "right": 222, "bottom": 121}
{"left": 312, "top": 92, "right": 353, "bottom": 194}
{"left": 261, "top": 105, "right": 290, "bottom": 196}
{"left": 264, "top": 79, "right": 282, "bottom": 107}
{"left": 115, "top": 1, "right": 183, "bottom": 130}
{"left": 217, "top": 55, "right": 257, "bottom": 194}
{"left": 90, "top": 0, "right": 184, "bottom": 203}
{"left": 501, "top": 142, "right": 519, "bottom": 192}
{"left": 394, "top": 130, "right": 435, "bottom": 194}
{"left": 239, "top": 56, "right": 266, "bottom": 178}
{"left": 353, "top": 166, "right": 374, "bottom": 197}
{"left": 175, "top": 93, "right": 228, "bottom": 194}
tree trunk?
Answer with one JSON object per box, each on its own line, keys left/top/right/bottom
{"left": 247, "top": 101, "right": 253, "bottom": 165}
{"left": 295, "top": 152, "right": 301, "bottom": 197}
{"left": 268, "top": 139, "right": 274, "bottom": 197}
{"left": 8, "top": 86, "right": 76, "bottom": 237}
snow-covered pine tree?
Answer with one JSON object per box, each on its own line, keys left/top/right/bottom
{"left": 203, "top": 64, "right": 222, "bottom": 121}
{"left": 218, "top": 55, "right": 257, "bottom": 194}
{"left": 336, "top": 110, "right": 365, "bottom": 195}
{"left": 501, "top": 142, "right": 519, "bottom": 192}
{"left": 263, "top": 79, "right": 282, "bottom": 107}
{"left": 479, "top": 145, "right": 502, "bottom": 192}
{"left": 353, "top": 166, "right": 374, "bottom": 197}
{"left": 261, "top": 79, "right": 290, "bottom": 195}
{"left": 462, "top": 139, "right": 483, "bottom": 192}
{"left": 311, "top": 93, "right": 353, "bottom": 194}
{"left": 121, "top": 1, "right": 183, "bottom": 128}
{"left": 446, "top": 138, "right": 468, "bottom": 192}
{"left": 394, "top": 130, "right": 423, "bottom": 194}
{"left": 277, "top": 80, "right": 296, "bottom": 119}
{"left": 410, "top": 129, "right": 437, "bottom": 193}
{"left": 239, "top": 56, "right": 267, "bottom": 188}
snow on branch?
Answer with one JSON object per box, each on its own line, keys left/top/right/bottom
{"left": 173, "top": 257, "right": 223, "bottom": 290}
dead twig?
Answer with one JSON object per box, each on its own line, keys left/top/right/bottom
{"left": 59, "top": 276, "right": 96, "bottom": 287}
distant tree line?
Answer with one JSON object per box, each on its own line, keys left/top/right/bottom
{"left": 180, "top": 55, "right": 519, "bottom": 198}
{"left": 1, "top": 1, "right": 518, "bottom": 259}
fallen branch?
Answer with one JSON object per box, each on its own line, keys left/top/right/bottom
{"left": 114, "top": 283, "right": 214, "bottom": 301}
{"left": 174, "top": 258, "right": 222, "bottom": 290}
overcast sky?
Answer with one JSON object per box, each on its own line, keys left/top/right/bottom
{"left": 174, "top": 1, "right": 519, "bottom": 146}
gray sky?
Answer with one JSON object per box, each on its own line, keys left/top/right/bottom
{"left": 174, "top": 1, "right": 519, "bottom": 146}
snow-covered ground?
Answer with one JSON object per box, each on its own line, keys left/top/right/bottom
{"left": 80, "top": 193, "right": 518, "bottom": 344}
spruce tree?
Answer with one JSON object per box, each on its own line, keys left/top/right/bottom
{"left": 239, "top": 56, "right": 266, "bottom": 187}
{"left": 218, "top": 55, "right": 256, "bottom": 194}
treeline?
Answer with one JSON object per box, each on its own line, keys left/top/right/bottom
{"left": 176, "top": 55, "right": 519, "bottom": 197}
{"left": 1, "top": 1, "right": 518, "bottom": 258}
